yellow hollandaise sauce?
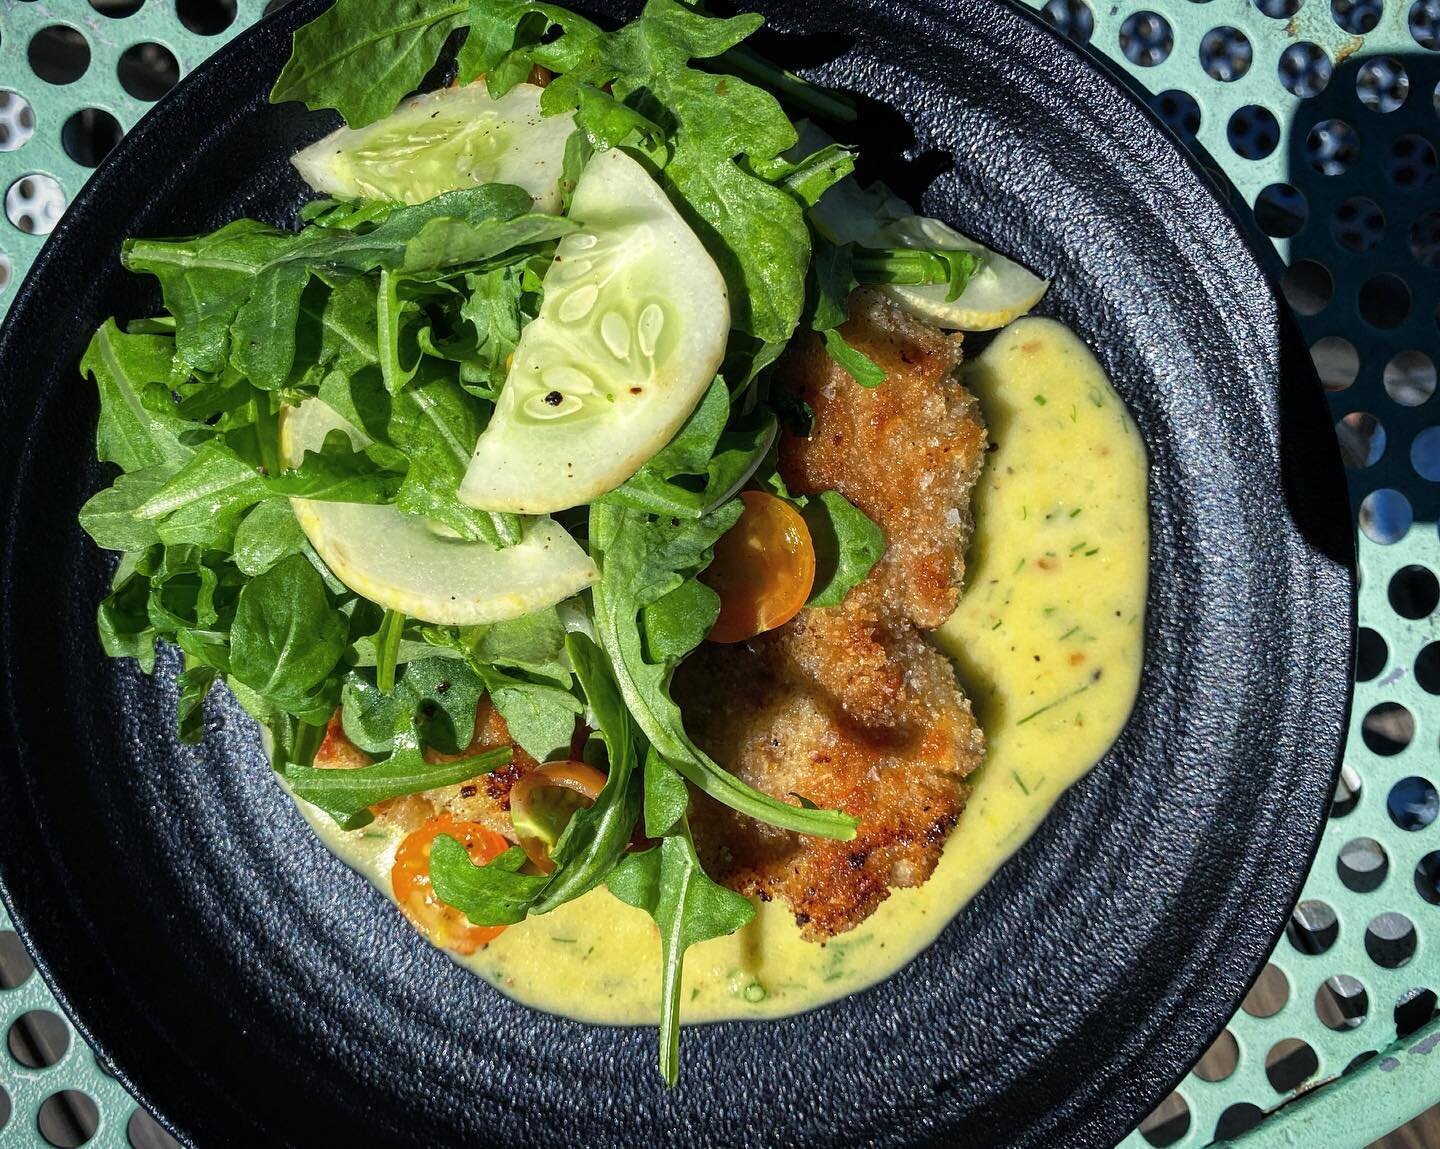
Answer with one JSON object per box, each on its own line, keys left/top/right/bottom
{"left": 295, "top": 316, "right": 1148, "bottom": 1025}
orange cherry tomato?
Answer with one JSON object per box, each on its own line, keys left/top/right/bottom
{"left": 703, "top": 490, "right": 816, "bottom": 643}
{"left": 391, "top": 814, "right": 510, "bottom": 955}
{"left": 509, "top": 761, "right": 608, "bottom": 874}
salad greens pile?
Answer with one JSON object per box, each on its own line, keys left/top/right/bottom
{"left": 79, "top": 0, "right": 978, "bottom": 1084}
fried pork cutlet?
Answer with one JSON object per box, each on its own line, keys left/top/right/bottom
{"left": 313, "top": 698, "right": 538, "bottom": 838}
{"left": 678, "top": 291, "right": 987, "bottom": 940}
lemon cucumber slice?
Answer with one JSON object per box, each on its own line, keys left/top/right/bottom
{"left": 278, "top": 400, "right": 597, "bottom": 625}
{"left": 459, "top": 147, "right": 729, "bottom": 515}
{"left": 290, "top": 83, "right": 576, "bottom": 212}
{"left": 802, "top": 124, "right": 1049, "bottom": 332}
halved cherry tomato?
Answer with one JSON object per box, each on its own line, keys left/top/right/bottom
{"left": 391, "top": 814, "right": 510, "bottom": 955}
{"left": 509, "top": 761, "right": 608, "bottom": 874}
{"left": 703, "top": 490, "right": 816, "bottom": 643}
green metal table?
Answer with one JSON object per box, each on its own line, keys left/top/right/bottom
{"left": 0, "top": 1, "right": 1436, "bottom": 1146}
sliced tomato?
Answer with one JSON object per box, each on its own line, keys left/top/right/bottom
{"left": 391, "top": 814, "right": 510, "bottom": 955}
{"left": 703, "top": 490, "right": 816, "bottom": 643}
{"left": 509, "top": 761, "right": 608, "bottom": 874}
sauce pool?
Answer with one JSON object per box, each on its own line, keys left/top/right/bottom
{"left": 295, "top": 316, "right": 1149, "bottom": 1023}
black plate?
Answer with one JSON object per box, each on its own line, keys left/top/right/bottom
{"left": 0, "top": 1, "right": 1353, "bottom": 1146}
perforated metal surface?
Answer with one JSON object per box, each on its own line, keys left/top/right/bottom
{"left": 0, "top": 2, "right": 1434, "bottom": 1147}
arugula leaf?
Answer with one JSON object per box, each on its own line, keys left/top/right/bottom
{"left": 270, "top": 0, "right": 469, "bottom": 128}
{"left": 801, "top": 490, "right": 885, "bottom": 607}
{"left": 589, "top": 500, "right": 857, "bottom": 840}
{"left": 529, "top": 633, "right": 643, "bottom": 911}
{"left": 83, "top": 321, "right": 195, "bottom": 472}
{"left": 429, "top": 838, "right": 549, "bottom": 926}
{"left": 137, "top": 441, "right": 268, "bottom": 550}
{"left": 642, "top": 745, "right": 689, "bottom": 837}
{"left": 387, "top": 373, "right": 521, "bottom": 545}
{"left": 341, "top": 657, "right": 484, "bottom": 756}
{"left": 807, "top": 234, "right": 884, "bottom": 388}
{"left": 285, "top": 745, "right": 512, "bottom": 830}
{"left": 608, "top": 806, "right": 755, "bottom": 1085}
{"left": 232, "top": 499, "right": 307, "bottom": 576}
{"left": 78, "top": 469, "right": 169, "bottom": 553}
{"left": 642, "top": 578, "right": 720, "bottom": 665}
{"left": 230, "top": 554, "right": 348, "bottom": 725}
{"left": 176, "top": 660, "right": 218, "bottom": 744}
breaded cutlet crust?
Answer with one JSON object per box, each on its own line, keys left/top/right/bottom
{"left": 680, "top": 291, "right": 988, "bottom": 939}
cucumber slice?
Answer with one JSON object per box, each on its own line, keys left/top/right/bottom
{"left": 802, "top": 122, "right": 1049, "bottom": 332}
{"left": 290, "top": 83, "right": 576, "bottom": 212}
{"left": 279, "top": 399, "right": 597, "bottom": 624}
{"left": 459, "top": 148, "right": 729, "bottom": 514}
{"left": 876, "top": 214, "right": 1050, "bottom": 332}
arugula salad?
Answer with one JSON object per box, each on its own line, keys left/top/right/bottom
{"left": 78, "top": 0, "right": 1046, "bottom": 1083}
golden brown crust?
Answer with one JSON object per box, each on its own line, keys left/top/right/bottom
{"left": 779, "top": 289, "right": 985, "bottom": 631}
{"left": 680, "top": 291, "right": 988, "bottom": 940}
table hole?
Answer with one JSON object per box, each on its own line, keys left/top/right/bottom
{"left": 0, "top": 929, "right": 35, "bottom": 988}
{"left": 1411, "top": 0, "right": 1440, "bottom": 50}
{"left": 1386, "top": 350, "right": 1436, "bottom": 406}
{"left": 28, "top": 26, "right": 90, "bottom": 85}
{"left": 37, "top": 1091, "right": 98, "bottom": 1148}
{"left": 61, "top": 109, "right": 121, "bottom": 168}
{"left": 1255, "top": 182, "right": 1306, "bottom": 237}
{"left": 1359, "top": 273, "right": 1411, "bottom": 328}
{"left": 1359, "top": 489, "right": 1412, "bottom": 544}
{"left": 0, "top": 1085, "right": 9, "bottom": 1134}
{"left": 1337, "top": 836, "right": 1388, "bottom": 892}
{"left": 1256, "top": 0, "right": 1304, "bottom": 15}
{"left": 177, "top": 0, "right": 237, "bottom": 35}
{"left": 7, "top": 1009, "right": 70, "bottom": 1068}
{"left": 1243, "top": 961, "right": 1292, "bottom": 1013}
{"left": 1395, "top": 986, "right": 1436, "bottom": 1037}
{"left": 1265, "top": 1037, "right": 1319, "bottom": 1093}
{"left": 1332, "top": 0, "right": 1383, "bottom": 33}
{"left": 1332, "top": 195, "right": 1384, "bottom": 251}
{"left": 1415, "top": 850, "right": 1440, "bottom": 904}
{"left": 1390, "top": 564, "right": 1439, "bottom": 617}
{"left": 1365, "top": 911, "right": 1416, "bottom": 969}
{"left": 118, "top": 43, "right": 180, "bottom": 102}
{"left": 1041, "top": 0, "right": 1094, "bottom": 44}
{"left": 1288, "top": 900, "right": 1339, "bottom": 955}
{"left": 1137, "top": 1092, "right": 1190, "bottom": 1148}
{"left": 1228, "top": 104, "right": 1280, "bottom": 159}
{"left": 1152, "top": 90, "right": 1201, "bottom": 143}
{"left": 1316, "top": 973, "right": 1369, "bottom": 1030}
{"left": 1311, "top": 336, "right": 1358, "bottom": 391}
{"left": 1387, "top": 775, "right": 1437, "bottom": 829}
{"left": 1282, "top": 259, "right": 1332, "bottom": 314}
{"left": 0, "top": 91, "right": 36, "bottom": 153}
{"left": 127, "top": 1108, "right": 183, "bottom": 1149}
{"left": 1387, "top": 134, "right": 1438, "bottom": 189}
{"left": 1120, "top": 11, "right": 1172, "bottom": 67}
{"left": 1280, "top": 41, "right": 1332, "bottom": 98}
{"left": 1307, "top": 117, "right": 1360, "bottom": 175}
{"left": 1412, "top": 427, "right": 1440, "bottom": 481}
{"left": 1362, "top": 701, "right": 1413, "bottom": 755}
{"left": 1336, "top": 411, "right": 1385, "bottom": 468}
{"left": 5, "top": 174, "right": 66, "bottom": 236}
{"left": 90, "top": 0, "right": 145, "bottom": 15}
{"left": 1215, "top": 1103, "right": 1265, "bottom": 1141}
{"left": 1193, "top": 1028, "right": 1239, "bottom": 1081}
{"left": 1356, "top": 628, "right": 1387, "bottom": 683}
{"left": 1357, "top": 57, "right": 1410, "bottom": 112}
{"left": 1417, "top": 644, "right": 1440, "bottom": 694}
{"left": 1332, "top": 763, "right": 1363, "bottom": 817}
{"left": 1201, "top": 26, "right": 1252, "bottom": 80}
